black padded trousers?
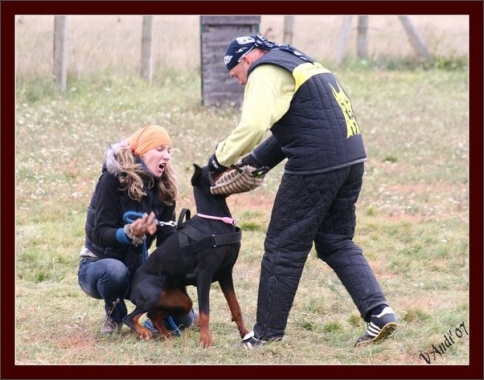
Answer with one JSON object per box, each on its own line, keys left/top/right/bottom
{"left": 253, "top": 163, "right": 388, "bottom": 340}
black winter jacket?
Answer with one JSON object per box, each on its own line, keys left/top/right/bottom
{"left": 84, "top": 142, "right": 176, "bottom": 273}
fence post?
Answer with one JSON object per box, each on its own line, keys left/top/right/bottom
{"left": 335, "top": 16, "right": 352, "bottom": 66}
{"left": 356, "top": 15, "right": 369, "bottom": 58}
{"left": 283, "top": 15, "right": 294, "bottom": 44}
{"left": 53, "top": 15, "right": 68, "bottom": 91}
{"left": 140, "top": 15, "right": 154, "bottom": 83}
{"left": 398, "top": 15, "right": 430, "bottom": 61}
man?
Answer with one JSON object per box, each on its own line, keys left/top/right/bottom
{"left": 208, "top": 35, "right": 397, "bottom": 349}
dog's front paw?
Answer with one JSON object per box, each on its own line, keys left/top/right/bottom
{"left": 239, "top": 326, "right": 250, "bottom": 338}
{"left": 199, "top": 330, "right": 212, "bottom": 348}
{"left": 136, "top": 326, "right": 154, "bottom": 340}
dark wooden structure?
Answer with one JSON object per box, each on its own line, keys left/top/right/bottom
{"left": 200, "top": 16, "right": 260, "bottom": 107}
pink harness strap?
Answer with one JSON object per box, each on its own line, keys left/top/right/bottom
{"left": 197, "top": 213, "right": 238, "bottom": 225}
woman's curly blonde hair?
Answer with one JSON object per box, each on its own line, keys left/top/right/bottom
{"left": 114, "top": 143, "right": 179, "bottom": 205}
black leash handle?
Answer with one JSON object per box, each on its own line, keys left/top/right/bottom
{"left": 177, "top": 208, "right": 191, "bottom": 229}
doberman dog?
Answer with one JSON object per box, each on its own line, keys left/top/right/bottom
{"left": 123, "top": 164, "right": 249, "bottom": 347}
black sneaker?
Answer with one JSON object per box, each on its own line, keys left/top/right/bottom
{"left": 241, "top": 331, "right": 267, "bottom": 350}
{"left": 355, "top": 306, "right": 397, "bottom": 347}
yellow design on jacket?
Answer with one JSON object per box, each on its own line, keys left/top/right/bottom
{"left": 293, "top": 62, "right": 330, "bottom": 91}
{"left": 329, "top": 82, "right": 361, "bottom": 138}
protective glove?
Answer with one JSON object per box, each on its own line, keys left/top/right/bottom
{"left": 208, "top": 154, "right": 228, "bottom": 178}
{"left": 210, "top": 163, "right": 266, "bottom": 195}
{"left": 238, "top": 155, "right": 270, "bottom": 178}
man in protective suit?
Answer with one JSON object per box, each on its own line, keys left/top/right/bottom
{"left": 207, "top": 35, "right": 397, "bottom": 349}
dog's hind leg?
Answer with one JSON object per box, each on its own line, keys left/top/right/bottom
{"left": 219, "top": 274, "right": 249, "bottom": 338}
{"left": 148, "top": 288, "right": 193, "bottom": 339}
{"left": 147, "top": 310, "right": 174, "bottom": 338}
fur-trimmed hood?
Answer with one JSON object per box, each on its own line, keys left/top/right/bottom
{"left": 103, "top": 140, "right": 153, "bottom": 178}
{"left": 104, "top": 141, "right": 128, "bottom": 176}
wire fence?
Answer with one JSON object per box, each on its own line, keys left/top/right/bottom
{"left": 15, "top": 15, "right": 469, "bottom": 81}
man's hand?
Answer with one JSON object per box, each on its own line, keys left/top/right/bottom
{"left": 208, "top": 154, "right": 228, "bottom": 178}
{"left": 240, "top": 153, "right": 261, "bottom": 168}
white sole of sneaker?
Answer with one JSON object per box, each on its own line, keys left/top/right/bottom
{"left": 355, "top": 322, "right": 397, "bottom": 347}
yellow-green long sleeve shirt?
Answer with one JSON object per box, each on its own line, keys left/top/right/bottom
{"left": 215, "top": 64, "right": 295, "bottom": 167}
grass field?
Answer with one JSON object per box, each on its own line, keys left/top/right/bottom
{"left": 12, "top": 14, "right": 472, "bottom": 372}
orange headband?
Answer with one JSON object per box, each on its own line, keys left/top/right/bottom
{"left": 128, "top": 125, "right": 172, "bottom": 155}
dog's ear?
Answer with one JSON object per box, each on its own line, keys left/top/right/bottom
{"left": 191, "top": 164, "right": 202, "bottom": 186}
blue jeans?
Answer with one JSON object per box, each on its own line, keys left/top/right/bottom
{"left": 78, "top": 257, "right": 196, "bottom": 329}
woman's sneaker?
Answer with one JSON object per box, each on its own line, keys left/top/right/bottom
{"left": 100, "top": 315, "right": 123, "bottom": 334}
{"left": 355, "top": 306, "right": 397, "bottom": 347}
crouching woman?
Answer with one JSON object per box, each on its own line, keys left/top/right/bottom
{"left": 78, "top": 124, "right": 196, "bottom": 335}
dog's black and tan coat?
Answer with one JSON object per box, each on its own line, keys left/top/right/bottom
{"left": 124, "top": 164, "right": 248, "bottom": 347}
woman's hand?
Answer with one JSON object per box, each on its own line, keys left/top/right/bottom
{"left": 130, "top": 212, "right": 157, "bottom": 236}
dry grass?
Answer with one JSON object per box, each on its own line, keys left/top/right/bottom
{"left": 12, "top": 14, "right": 472, "bottom": 372}
{"left": 15, "top": 15, "right": 469, "bottom": 77}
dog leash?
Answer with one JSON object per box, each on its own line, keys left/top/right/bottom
{"left": 123, "top": 211, "right": 149, "bottom": 262}
{"left": 123, "top": 211, "right": 178, "bottom": 261}
{"left": 123, "top": 211, "right": 177, "bottom": 228}
{"left": 123, "top": 210, "right": 181, "bottom": 336}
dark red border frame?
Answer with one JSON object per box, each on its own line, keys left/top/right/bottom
{"left": 2, "top": 1, "right": 482, "bottom": 379}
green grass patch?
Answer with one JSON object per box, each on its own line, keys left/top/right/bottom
{"left": 15, "top": 65, "right": 469, "bottom": 365}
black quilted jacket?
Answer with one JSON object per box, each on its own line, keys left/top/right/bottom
{"left": 249, "top": 49, "right": 367, "bottom": 175}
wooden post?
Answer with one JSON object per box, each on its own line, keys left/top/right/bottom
{"left": 53, "top": 15, "right": 68, "bottom": 91}
{"left": 140, "top": 16, "right": 154, "bottom": 83}
{"left": 356, "top": 15, "right": 369, "bottom": 58}
{"left": 398, "top": 15, "right": 430, "bottom": 61}
{"left": 283, "top": 15, "right": 294, "bottom": 45}
{"left": 335, "top": 16, "right": 352, "bottom": 66}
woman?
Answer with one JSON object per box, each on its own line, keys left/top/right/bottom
{"left": 78, "top": 124, "right": 196, "bottom": 335}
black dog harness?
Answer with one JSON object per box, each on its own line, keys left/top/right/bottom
{"left": 178, "top": 224, "right": 241, "bottom": 257}
{"left": 162, "top": 209, "right": 242, "bottom": 278}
